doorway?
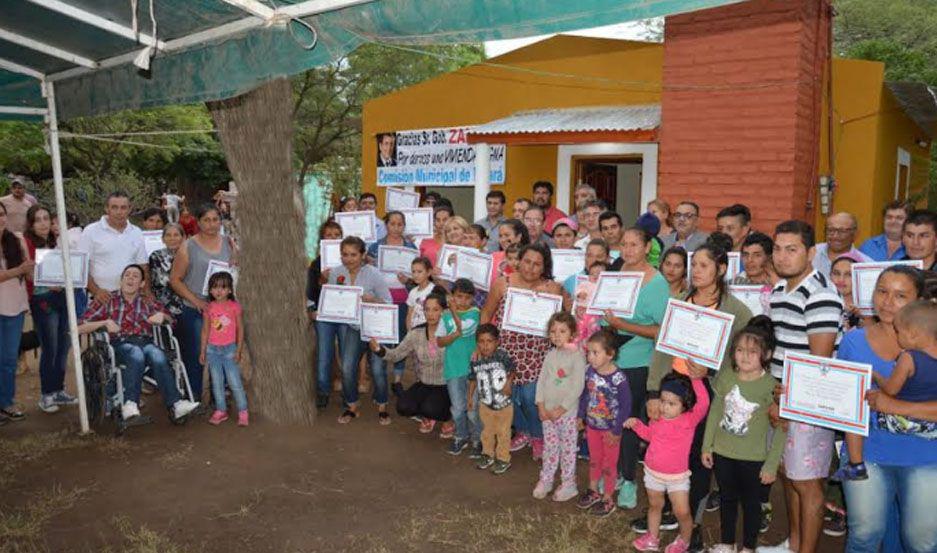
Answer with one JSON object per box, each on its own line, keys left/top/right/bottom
{"left": 574, "top": 156, "right": 643, "bottom": 225}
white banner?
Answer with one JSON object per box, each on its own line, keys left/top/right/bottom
{"left": 376, "top": 126, "right": 506, "bottom": 187}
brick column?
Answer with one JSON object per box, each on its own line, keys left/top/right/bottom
{"left": 658, "top": 0, "right": 831, "bottom": 232}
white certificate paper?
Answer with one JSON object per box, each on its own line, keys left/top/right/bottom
{"left": 385, "top": 187, "right": 420, "bottom": 212}
{"left": 34, "top": 249, "right": 89, "bottom": 288}
{"left": 779, "top": 351, "right": 872, "bottom": 436}
{"left": 142, "top": 230, "right": 164, "bottom": 257}
{"left": 335, "top": 211, "right": 377, "bottom": 242}
{"left": 455, "top": 249, "right": 493, "bottom": 291}
{"left": 319, "top": 239, "right": 342, "bottom": 269}
{"left": 436, "top": 244, "right": 472, "bottom": 280}
{"left": 851, "top": 260, "right": 923, "bottom": 315}
{"left": 551, "top": 249, "right": 585, "bottom": 283}
{"left": 378, "top": 245, "right": 419, "bottom": 276}
{"left": 317, "top": 285, "right": 363, "bottom": 324}
{"left": 359, "top": 302, "right": 400, "bottom": 344}
{"left": 655, "top": 299, "right": 736, "bottom": 370}
{"left": 400, "top": 208, "right": 433, "bottom": 237}
{"left": 687, "top": 251, "right": 741, "bottom": 282}
{"left": 501, "top": 287, "right": 563, "bottom": 337}
{"left": 729, "top": 284, "right": 766, "bottom": 317}
{"left": 201, "top": 260, "right": 238, "bottom": 296}
{"left": 586, "top": 271, "right": 643, "bottom": 318}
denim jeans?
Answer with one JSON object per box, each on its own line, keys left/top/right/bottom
{"left": 0, "top": 312, "right": 25, "bottom": 408}
{"left": 339, "top": 325, "right": 387, "bottom": 406}
{"left": 177, "top": 304, "right": 205, "bottom": 397}
{"left": 30, "top": 292, "right": 70, "bottom": 396}
{"left": 844, "top": 461, "right": 937, "bottom": 553}
{"left": 446, "top": 376, "right": 481, "bottom": 443}
{"left": 511, "top": 381, "right": 542, "bottom": 439}
{"left": 206, "top": 343, "right": 248, "bottom": 412}
{"left": 315, "top": 320, "right": 342, "bottom": 398}
{"left": 114, "top": 340, "right": 180, "bottom": 408}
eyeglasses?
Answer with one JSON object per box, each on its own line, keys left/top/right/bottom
{"left": 673, "top": 212, "right": 697, "bottom": 220}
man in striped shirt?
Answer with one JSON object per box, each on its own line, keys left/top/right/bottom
{"left": 761, "top": 220, "right": 843, "bottom": 553}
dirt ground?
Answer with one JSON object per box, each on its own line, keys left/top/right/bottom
{"left": 1, "top": 353, "right": 846, "bottom": 553}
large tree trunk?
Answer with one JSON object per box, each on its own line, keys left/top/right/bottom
{"left": 207, "top": 79, "right": 315, "bottom": 425}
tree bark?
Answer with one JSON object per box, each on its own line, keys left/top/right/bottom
{"left": 207, "top": 79, "right": 315, "bottom": 425}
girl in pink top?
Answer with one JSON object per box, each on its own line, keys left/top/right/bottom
{"left": 625, "top": 374, "right": 709, "bottom": 553}
{"left": 199, "top": 271, "right": 248, "bottom": 426}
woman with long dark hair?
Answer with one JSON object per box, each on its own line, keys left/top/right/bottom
{"left": 0, "top": 202, "right": 34, "bottom": 422}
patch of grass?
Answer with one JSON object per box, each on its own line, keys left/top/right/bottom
{"left": 157, "top": 442, "right": 193, "bottom": 469}
{"left": 0, "top": 485, "right": 89, "bottom": 553}
{"left": 0, "top": 431, "right": 87, "bottom": 485}
{"left": 99, "top": 516, "right": 201, "bottom": 553}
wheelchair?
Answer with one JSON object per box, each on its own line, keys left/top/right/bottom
{"left": 81, "top": 324, "right": 196, "bottom": 435}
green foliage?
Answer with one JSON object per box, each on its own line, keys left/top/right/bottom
{"left": 28, "top": 170, "right": 156, "bottom": 225}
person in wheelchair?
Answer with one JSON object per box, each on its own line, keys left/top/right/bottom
{"left": 78, "top": 264, "right": 199, "bottom": 422}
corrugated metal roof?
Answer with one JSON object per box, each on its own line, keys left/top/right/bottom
{"left": 469, "top": 104, "right": 661, "bottom": 135}
{"left": 886, "top": 82, "right": 937, "bottom": 139}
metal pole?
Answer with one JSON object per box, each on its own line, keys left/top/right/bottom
{"left": 473, "top": 142, "right": 491, "bottom": 222}
{"left": 43, "top": 80, "right": 89, "bottom": 434}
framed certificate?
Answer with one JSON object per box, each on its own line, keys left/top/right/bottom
{"left": 385, "top": 187, "right": 420, "bottom": 212}
{"left": 34, "top": 249, "right": 89, "bottom": 288}
{"left": 570, "top": 274, "right": 590, "bottom": 312}
{"left": 377, "top": 245, "right": 419, "bottom": 276}
{"left": 319, "top": 239, "right": 342, "bottom": 269}
{"left": 586, "top": 271, "right": 644, "bottom": 318}
{"left": 335, "top": 210, "right": 377, "bottom": 242}
{"left": 851, "top": 260, "right": 923, "bottom": 315}
{"left": 687, "top": 251, "right": 741, "bottom": 282}
{"left": 455, "top": 249, "right": 493, "bottom": 291}
{"left": 142, "top": 230, "right": 164, "bottom": 257}
{"left": 400, "top": 208, "right": 433, "bottom": 238}
{"left": 655, "top": 299, "right": 735, "bottom": 370}
{"left": 551, "top": 249, "right": 585, "bottom": 283}
{"left": 201, "top": 260, "right": 238, "bottom": 296}
{"left": 436, "top": 244, "right": 472, "bottom": 280}
{"left": 317, "top": 285, "right": 363, "bottom": 324}
{"left": 729, "top": 284, "right": 766, "bottom": 317}
{"left": 780, "top": 351, "right": 872, "bottom": 436}
{"left": 501, "top": 287, "right": 563, "bottom": 337}
{"left": 359, "top": 302, "right": 400, "bottom": 344}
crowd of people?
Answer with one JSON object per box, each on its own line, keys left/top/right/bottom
{"left": 1, "top": 173, "right": 936, "bottom": 552}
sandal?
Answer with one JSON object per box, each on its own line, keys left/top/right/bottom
{"left": 378, "top": 411, "right": 391, "bottom": 426}
{"left": 419, "top": 418, "right": 436, "bottom": 433}
{"left": 337, "top": 409, "right": 358, "bottom": 424}
{"left": 1, "top": 407, "right": 25, "bottom": 421}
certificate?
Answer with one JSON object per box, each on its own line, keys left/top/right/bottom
{"left": 201, "top": 260, "right": 238, "bottom": 296}
{"left": 317, "top": 285, "right": 363, "bottom": 324}
{"left": 501, "top": 287, "right": 563, "bottom": 337}
{"left": 142, "top": 230, "right": 164, "bottom": 256}
{"left": 377, "top": 245, "right": 419, "bottom": 276}
{"left": 455, "top": 249, "right": 493, "bottom": 291}
{"left": 436, "top": 244, "right": 472, "bottom": 280}
{"left": 33, "top": 249, "right": 89, "bottom": 288}
{"left": 655, "top": 299, "right": 735, "bottom": 370}
{"left": 570, "top": 274, "right": 590, "bottom": 312}
{"left": 586, "top": 271, "right": 643, "bottom": 318}
{"left": 359, "top": 303, "right": 400, "bottom": 344}
{"left": 319, "top": 239, "right": 342, "bottom": 269}
{"left": 335, "top": 211, "right": 377, "bottom": 242}
{"left": 687, "top": 251, "right": 741, "bottom": 282}
{"left": 729, "top": 284, "right": 766, "bottom": 317}
{"left": 779, "top": 351, "right": 872, "bottom": 436}
{"left": 551, "top": 249, "right": 585, "bottom": 283}
{"left": 385, "top": 187, "right": 420, "bottom": 212}
{"left": 851, "top": 260, "right": 923, "bottom": 315}
{"left": 400, "top": 208, "right": 433, "bottom": 237}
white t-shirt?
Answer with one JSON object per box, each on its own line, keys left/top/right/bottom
{"left": 163, "top": 194, "right": 182, "bottom": 209}
{"left": 77, "top": 216, "right": 148, "bottom": 292}
{"left": 406, "top": 284, "right": 436, "bottom": 328}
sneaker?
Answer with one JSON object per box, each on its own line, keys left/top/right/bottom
{"left": 439, "top": 421, "right": 455, "bottom": 439}
{"left": 491, "top": 460, "right": 511, "bottom": 475}
{"left": 633, "top": 511, "right": 678, "bottom": 533}
{"left": 760, "top": 502, "right": 773, "bottom": 534}
{"left": 617, "top": 478, "right": 637, "bottom": 509}
{"left": 509, "top": 433, "right": 529, "bottom": 451}
{"left": 38, "top": 394, "right": 60, "bottom": 413}
{"left": 589, "top": 498, "right": 616, "bottom": 517}
{"left": 833, "top": 461, "right": 868, "bottom": 481}
{"left": 708, "top": 545, "right": 737, "bottom": 553}
{"left": 531, "top": 438, "right": 544, "bottom": 461}
{"left": 577, "top": 489, "right": 602, "bottom": 510}
{"left": 664, "top": 536, "right": 689, "bottom": 553}
{"left": 705, "top": 493, "right": 721, "bottom": 512}
{"left": 475, "top": 454, "right": 494, "bottom": 470}
{"left": 823, "top": 510, "right": 847, "bottom": 537}
{"left": 172, "top": 400, "right": 199, "bottom": 421}
{"left": 121, "top": 401, "right": 140, "bottom": 420}
{"left": 51, "top": 391, "right": 78, "bottom": 405}
{"left": 533, "top": 480, "right": 552, "bottom": 499}
{"left": 419, "top": 418, "right": 437, "bottom": 434}
{"left": 467, "top": 442, "right": 483, "bottom": 459}
{"left": 447, "top": 439, "right": 468, "bottom": 455}
{"left": 553, "top": 482, "right": 578, "bottom": 502}
{"left": 689, "top": 525, "right": 704, "bottom": 553}
{"left": 632, "top": 532, "right": 661, "bottom": 552}
{"left": 209, "top": 410, "right": 229, "bottom": 425}
{"left": 756, "top": 539, "right": 793, "bottom": 553}
{"left": 237, "top": 410, "right": 249, "bottom": 426}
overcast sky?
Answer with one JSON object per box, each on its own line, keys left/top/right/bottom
{"left": 483, "top": 21, "right": 656, "bottom": 58}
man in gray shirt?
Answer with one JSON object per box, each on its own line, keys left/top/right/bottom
{"left": 660, "top": 200, "right": 710, "bottom": 252}
{"left": 475, "top": 190, "right": 506, "bottom": 253}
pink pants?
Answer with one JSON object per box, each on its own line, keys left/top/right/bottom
{"left": 586, "top": 427, "right": 621, "bottom": 497}
{"left": 539, "top": 415, "right": 578, "bottom": 487}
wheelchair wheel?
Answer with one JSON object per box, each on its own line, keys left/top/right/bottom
{"left": 80, "top": 342, "right": 111, "bottom": 427}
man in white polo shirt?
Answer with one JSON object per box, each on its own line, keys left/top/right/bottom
{"left": 78, "top": 191, "right": 148, "bottom": 304}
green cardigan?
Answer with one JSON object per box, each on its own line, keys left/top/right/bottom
{"left": 647, "top": 289, "right": 753, "bottom": 393}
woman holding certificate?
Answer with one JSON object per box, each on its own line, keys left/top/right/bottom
{"left": 599, "top": 227, "right": 671, "bottom": 509}
{"left": 489, "top": 219, "right": 529, "bottom": 290}
{"left": 836, "top": 265, "right": 937, "bottom": 553}
{"left": 482, "top": 243, "right": 565, "bottom": 460}
{"left": 418, "top": 205, "right": 452, "bottom": 267}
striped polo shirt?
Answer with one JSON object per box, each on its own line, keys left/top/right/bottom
{"left": 769, "top": 270, "right": 843, "bottom": 378}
